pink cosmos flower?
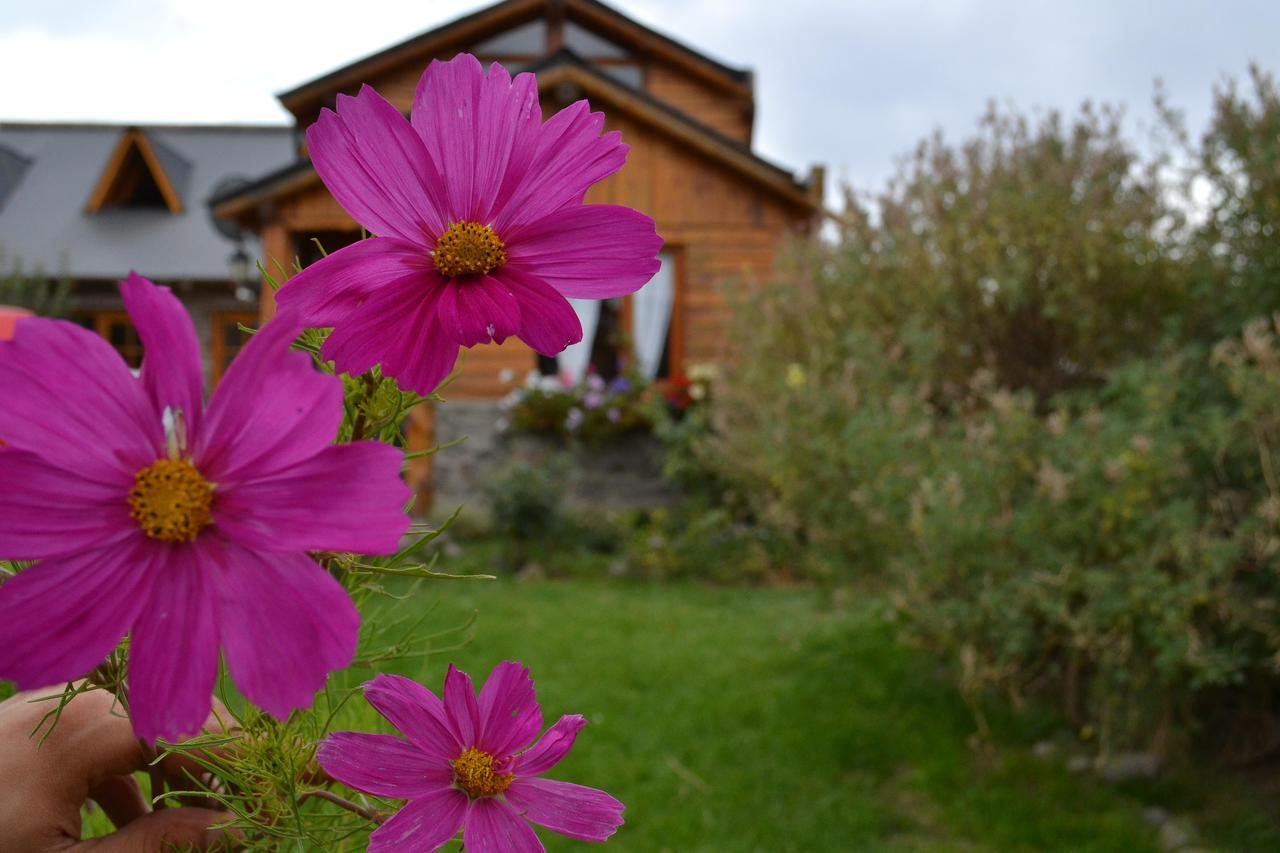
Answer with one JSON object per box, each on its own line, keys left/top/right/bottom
{"left": 275, "top": 53, "right": 663, "bottom": 396}
{"left": 318, "top": 665, "right": 624, "bottom": 852}
{"left": 0, "top": 274, "right": 411, "bottom": 743}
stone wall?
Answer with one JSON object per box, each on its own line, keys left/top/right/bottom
{"left": 430, "top": 400, "right": 680, "bottom": 518}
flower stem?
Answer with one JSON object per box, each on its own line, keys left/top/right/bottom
{"left": 349, "top": 372, "right": 382, "bottom": 442}
{"left": 298, "top": 788, "right": 386, "bottom": 825}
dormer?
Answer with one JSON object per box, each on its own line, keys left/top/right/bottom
{"left": 85, "top": 128, "right": 189, "bottom": 214}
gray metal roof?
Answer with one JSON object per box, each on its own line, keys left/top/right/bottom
{"left": 0, "top": 143, "right": 32, "bottom": 213}
{"left": 0, "top": 123, "right": 294, "bottom": 281}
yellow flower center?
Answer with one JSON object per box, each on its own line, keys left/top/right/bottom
{"left": 433, "top": 221, "right": 507, "bottom": 278}
{"left": 452, "top": 747, "right": 514, "bottom": 798}
{"left": 128, "top": 459, "right": 214, "bottom": 543}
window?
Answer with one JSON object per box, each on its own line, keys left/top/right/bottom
{"left": 80, "top": 311, "right": 143, "bottom": 369}
{"left": 211, "top": 311, "right": 258, "bottom": 385}
{"left": 472, "top": 20, "right": 546, "bottom": 56}
{"left": 540, "top": 250, "right": 680, "bottom": 382}
{"left": 630, "top": 250, "right": 676, "bottom": 379}
{"left": 563, "top": 22, "right": 629, "bottom": 59}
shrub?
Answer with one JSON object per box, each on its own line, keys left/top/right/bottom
{"left": 1184, "top": 65, "right": 1280, "bottom": 341}
{"left": 0, "top": 246, "right": 70, "bottom": 317}
{"left": 695, "top": 78, "right": 1280, "bottom": 755}
{"left": 482, "top": 461, "right": 567, "bottom": 569}
{"left": 893, "top": 347, "right": 1280, "bottom": 754}
{"left": 829, "top": 102, "right": 1187, "bottom": 402}
{"left": 626, "top": 504, "right": 783, "bottom": 584}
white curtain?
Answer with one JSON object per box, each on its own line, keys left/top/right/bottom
{"left": 632, "top": 251, "right": 674, "bottom": 379}
{"left": 555, "top": 297, "right": 601, "bottom": 383}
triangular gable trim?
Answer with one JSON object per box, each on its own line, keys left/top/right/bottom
{"left": 85, "top": 128, "right": 185, "bottom": 214}
{"left": 277, "top": 0, "right": 752, "bottom": 118}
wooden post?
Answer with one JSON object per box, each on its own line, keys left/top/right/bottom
{"left": 258, "top": 218, "right": 291, "bottom": 322}
{"left": 405, "top": 403, "right": 435, "bottom": 514}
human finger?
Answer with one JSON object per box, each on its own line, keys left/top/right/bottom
{"left": 68, "top": 807, "right": 234, "bottom": 852}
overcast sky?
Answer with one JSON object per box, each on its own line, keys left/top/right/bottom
{"left": 2, "top": 0, "right": 1277, "bottom": 197}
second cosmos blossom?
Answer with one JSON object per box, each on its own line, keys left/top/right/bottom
{"left": 276, "top": 52, "right": 663, "bottom": 396}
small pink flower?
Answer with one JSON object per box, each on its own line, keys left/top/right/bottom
{"left": 0, "top": 274, "right": 411, "bottom": 742}
{"left": 276, "top": 53, "right": 662, "bottom": 396}
{"left": 319, "top": 665, "right": 624, "bottom": 852}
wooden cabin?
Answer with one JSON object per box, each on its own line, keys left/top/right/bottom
{"left": 212, "top": 0, "right": 822, "bottom": 506}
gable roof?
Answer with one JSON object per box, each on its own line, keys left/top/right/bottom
{"left": 211, "top": 49, "right": 815, "bottom": 224}
{"left": 278, "top": 0, "right": 753, "bottom": 119}
{"left": 0, "top": 123, "right": 294, "bottom": 281}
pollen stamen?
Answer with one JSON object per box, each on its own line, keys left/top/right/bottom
{"left": 451, "top": 747, "right": 514, "bottom": 798}
{"left": 128, "top": 459, "right": 214, "bottom": 543}
{"left": 433, "top": 221, "right": 507, "bottom": 278}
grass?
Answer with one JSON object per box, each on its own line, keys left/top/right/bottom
{"left": 17, "top": 572, "right": 1280, "bottom": 849}
{"left": 335, "top": 574, "right": 1280, "bottom": 852}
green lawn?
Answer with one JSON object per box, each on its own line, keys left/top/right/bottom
{"left": 35, "top": 573, "right": 1280, "bottom": 849}
{"left": 338, "top": 576, "right": 1280, "bottom": 852}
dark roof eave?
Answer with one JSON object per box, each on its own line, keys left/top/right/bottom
{"left": 526, "top": 50, "right": 798, "bottom": 190}
{"left": 208, "top": 159, "right": 317, "bottom": 221}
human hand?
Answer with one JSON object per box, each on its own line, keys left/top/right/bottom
{"left": 0, "top": 687, "right": 235, "bottom": 852}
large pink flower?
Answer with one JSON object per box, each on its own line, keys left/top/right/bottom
{"left": 0, "top": 274, "right": 411, "bottom": 743}
{"left": 276, "top": 53, "right": 663, "bottom": 395}
{"left": 318, "top": 665, "right": 623, "bottom": 852}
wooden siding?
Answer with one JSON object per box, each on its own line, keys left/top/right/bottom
{"left": 645, "top": 65, "right": 751, "bottom": 144}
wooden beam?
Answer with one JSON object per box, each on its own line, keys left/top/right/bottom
{"left": 132, "top": 133, "right": 185, "bottom": 214}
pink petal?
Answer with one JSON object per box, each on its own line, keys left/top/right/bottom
{"left": 128, "top": 545, "right": 220, "bottom": 744}
{"left": 213, "top": 441, "right": 410, "bottom": 555}
{"left": 476, "top": 661, "right": 542, "bottom": 758}
{"left": 376, "top": 318, "right": 461, "bottom": 398}
{"left": 364, "top": 674, "right": 461, "bottom": 764}
{"left": 308, "top": 87, "right": 447, "bottom": 243}
{"left": 0, "top": 540, "right": 155, "bottom": 690}
{"left": 411, "top": 56, "right": 540, "bottom": 222}
{"left": 121, "top": 272, "right": 205, "bottom": 437}
{"left": 0, "top": 447, "right": 136, "bottom": 560}
{"left": 318, "top": 732, "right": 452, "bottom": 799}
{"left": 443, "top": 664, "right": 480, "bottom": 746}
{"left": 493, "top": 268, "right": 583, "bottom": 356}
{"left": 308, "top": 259, "right": 461, "bottom": 396}
{"left": 462, "top": 798, "right": 545, "bottom": 853}
{"left": 492, "top": 100, "right": 628, "bottom": 235}
{"left": 436, "top": 277, "right": 521, "bottom": 347}
{"left": 368, "top": 787, "right": 469, "bottom": 853}
{"left": 212, "top": 543, "right": 358, "bottom": 721}
{"left": 195, "top": 315, "right": 342, "bottom": 484}
{"left": 504, "top": 777, "right": 624, "bottom": 843}
{"left": 513, "top": 715, "right": 587, "bottom": 776}
{"left": 0, "top": 316, "right": 160, "bottom": 479}
{"left": 506, "top": 204, "right": 662, "bottom": 299}
{"left": 274, "top": 236, "right": 433, "bottom": 328}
